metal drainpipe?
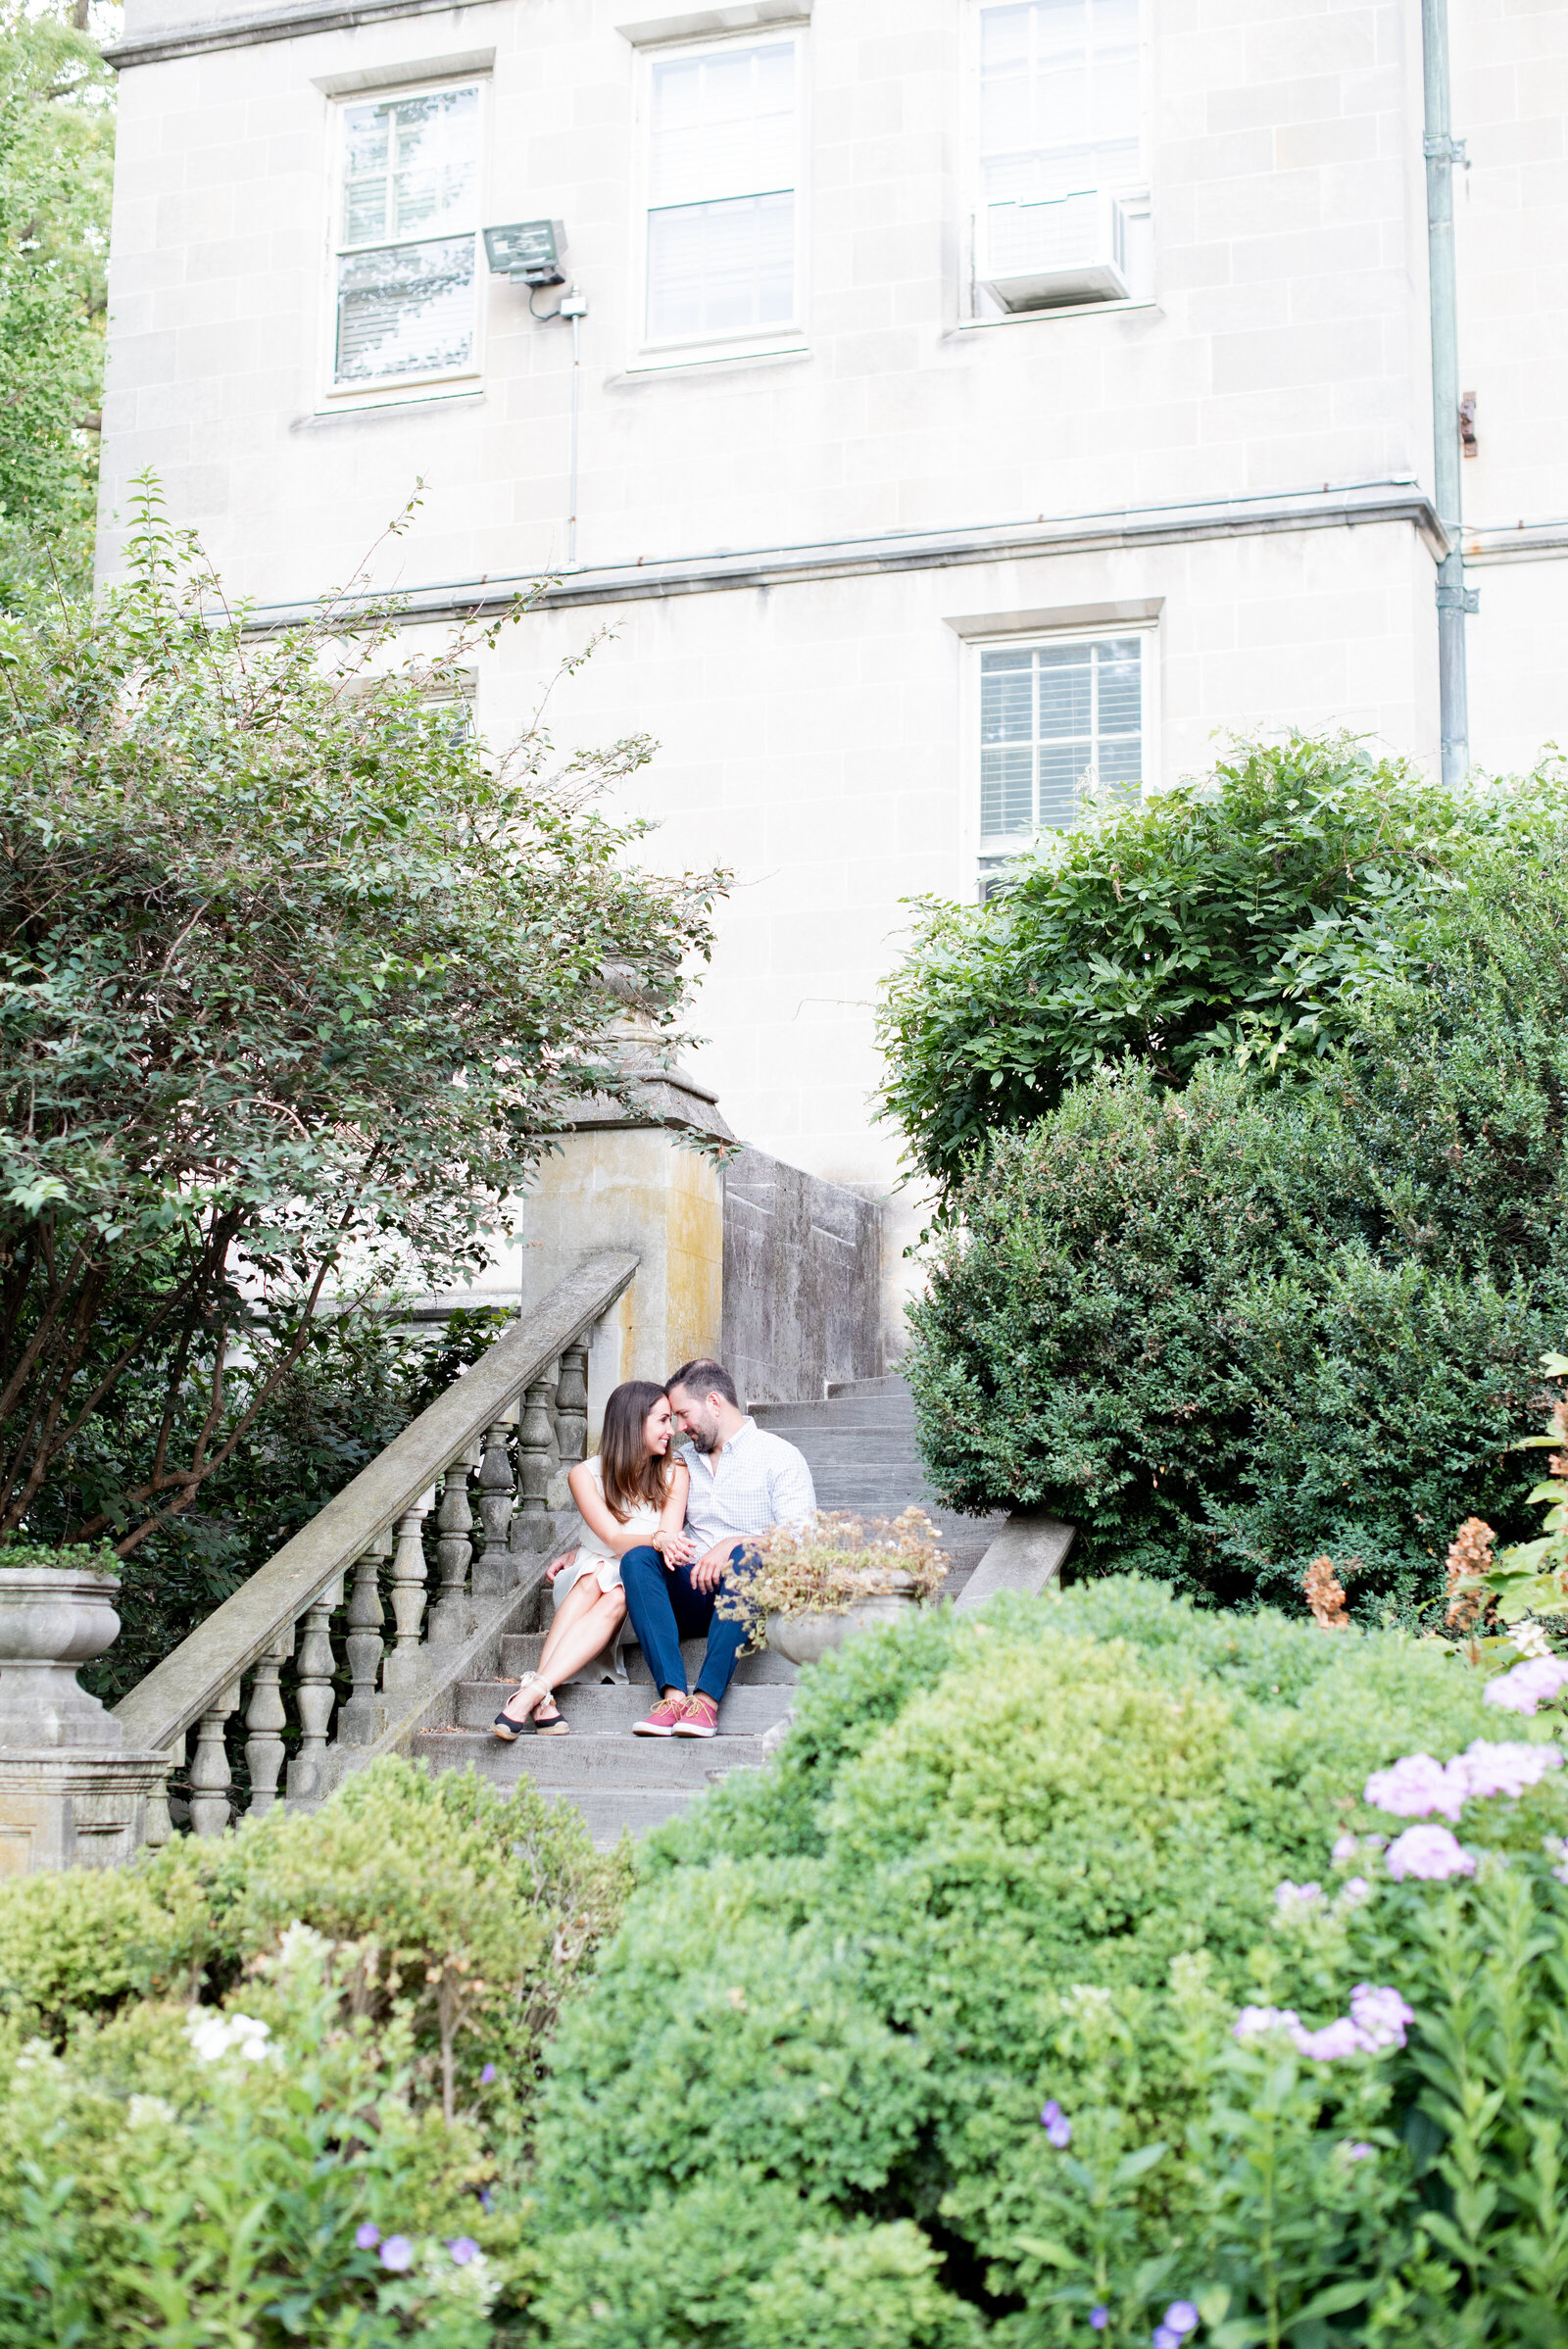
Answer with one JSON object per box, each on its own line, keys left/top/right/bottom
{"left": 1420, "top": 0, "right": 1474, "bottom": 784}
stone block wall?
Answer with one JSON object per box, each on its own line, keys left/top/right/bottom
{"left": 722, "top": 1148, "right": 884, "bottom": 1406}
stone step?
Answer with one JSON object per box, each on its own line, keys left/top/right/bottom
{"left": 751, "top": 1401, "right": 915, "bottom": 1432}
{"left": 455, "top": 1678, "right": 790, "bottom": 1733}
{"left": 780, "top": 1437, "right": 925, "bottom": 1469}
{"left": 569, "top": 1789, "right": 703, "bottom": 1839}
{"left": 414, "top": 1727, "right": 768, "bottom": 1787}
{"left": 499, "top": 1633, "right": 799, "bottom": 1685}
{"left": 826, "top": 1375, "right": 910, "bottom": 1397}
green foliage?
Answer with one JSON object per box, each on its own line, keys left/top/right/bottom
{"left": 0, "top": 1, "right": 113, "bottom": 598}
{"left": 531, "top": 1589, "right": 1567, "bottom": 2344}
{"left": 0, "top": 483, "right": 720, "bottom": 1553}
{"left": 901, "top": 1049, "right": 1564, "bottom": 1609}
{"left": 0, "top": 1535, "right": 118, "bottom": 1573}
{"left": 72, "top": 1302, "right": 506, "bottom": 1701}
{"left": 0, "top": 1757, "right": 631, "bottom": 2343}
{"left": 876, "top": 737, "right": 1488, "bottom": 1191}
{"left": 902, "top": 807, "right": 1568, "bottom": 1605}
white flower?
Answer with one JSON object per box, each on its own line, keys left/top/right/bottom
{"left": 1273, "top": 1880, "right": 1325, "bottom": 1913}
{"left": 1331, "top": 1833, "right": 1360, "bottom": 1865}
{"left": 186, "top": 2010, "right": 272, "bottom": 2064}
{"left": 1510, "top": 1620, "right": 1557, "bottom": 1662}
{"left": 1233, "top": 2005, "right": 1301, "bottom": 2044}
{"left": 126, "top": 2094, "right": 176, "bottom": 2129}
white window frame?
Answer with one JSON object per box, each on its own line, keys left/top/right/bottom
{"left": 960, "top": 0, "right": 1152, "bottom": 328}
{"left": 961, "top": 619, "right": 1160, "bottom": 896}
{"left": 321, "top": 73, "right": 490, "bottom": 411}
{"left": 628, "top": 27, "right": 809, "bottom": 373}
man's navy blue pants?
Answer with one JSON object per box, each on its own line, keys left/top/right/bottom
{"left": 620, "top": 1542, "right": 752, "bottom": 1703}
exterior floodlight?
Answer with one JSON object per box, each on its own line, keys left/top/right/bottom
{"left": 483, "top": 220, "right": 567, "bottom": 286}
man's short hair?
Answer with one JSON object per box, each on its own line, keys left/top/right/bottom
{"left": 666, "top": 1358, "right": 740, "bottom": 1409}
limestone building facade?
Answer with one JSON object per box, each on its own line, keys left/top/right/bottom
{"left": 96, "top": 0, "right": 1568, "bottom": 1281}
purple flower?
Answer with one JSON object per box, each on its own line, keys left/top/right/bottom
{"left": 1363, "top": 1754, "right": 1466, "bottom": 1823}
{"left": 1332, "top": 1832, "right": 1359, "bottom": 1864}
{"left": 447, "top": 2237, "right": 480, "bottom": 2267}
{"left": 1345, "top": 2142, "right": 1376, "bottom": 2162}
{"left": 1273, "top": 1880, "right": 1323, "bottom": 1913}
{"left": 378, "top": 2236, "right": 414, "bottom": 2274}
{"left": 1295, "top": 2018, "right": 1362, "bottom": 2062}
{"left": 1338, "top": 1876, "right": 1371, "bottom": 1908}
{"left": 1153, "top": 2329, "right": 1180, "bottom": 2349}
{"left": 1386, "top": 1824, "right": 1476, "bottom": 1883}
{"left": 1348, "top": 1983, "right": 1414, "bottom": 2050}
{"left": 1046, "top": 2115, "right": 1072, "bottom": 2147}
{"left": 1040, "top": 2100, "right": 1062, "bottom": 2127}
{"left": 479, "top": 2188, "right": 495, "bottom": 2214}
{"left": 1458, "top": 1738, "right": 1563, "bottom": 1798}
{"left": 1164, "top": 2306, "right": 1200, "bottom": 2338}
{"left": 1484, "top": 1657, "right": 1568, "bottom": 1714}
{"left": 355, "top": 2223, "right": 380, "bottom": 2250}
{"left": 1090, "top": 2311, "right": 1109, "bottom": 2332}
{"left": 480, "top": 2063, "right": 497, "bottom": 2085}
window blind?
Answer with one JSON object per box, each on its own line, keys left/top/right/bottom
{"left": 334, "top": 85, "right": 479, "bottom": 388}
{"left": 646, "top": 41, "right": 797, "bottom": 344}
{"left": 980, "top": 636, "right": 1143, "bottom": 842}
{"left": 979, "top": 0, "right": 1140, "bottom": 206}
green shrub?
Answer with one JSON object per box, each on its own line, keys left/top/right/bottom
{"left": 0, "top": 1754, "right": 629, "bottom": 2343}
{"left": 901, "top": 1036, "right": 1568, "bottom": 1611}
{"left": 530, "top": 1590, "right": 1567, "bottom": 2344}
{"left": 875, "top": 735, "right": 1515, "bottom": 1192}
{"left": 896, "top": 791, "right": 1568, "bottom": 1613}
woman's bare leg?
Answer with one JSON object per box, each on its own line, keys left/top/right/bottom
{"left": 499, "top": 1576, "right": 606, "bottom": 1726}
{"left": 537, "top": 1588, "right": 628, "bottom": 1692}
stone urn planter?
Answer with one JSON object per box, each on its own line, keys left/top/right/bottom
{"left": 765, "top": 1570, "right": 920, "bottom": 1667}
{"left": 0, "top": 1565, "right": 171, "bottom": 1873}
{"left": 0, "top": 1565, "right": 126, "bottom": 1749}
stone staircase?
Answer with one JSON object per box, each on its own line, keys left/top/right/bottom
{"left": 416, "top": 1375, "right": 1004, "bottom": 1841}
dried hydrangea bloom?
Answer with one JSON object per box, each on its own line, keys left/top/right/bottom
{"left": 1444, "top": 1516, "right": 1496, "bottom": 1631}
{"left": 1303, "top": 1554, "right": 1350, "bottom": 1630}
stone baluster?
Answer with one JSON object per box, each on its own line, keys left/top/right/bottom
{"left": 189, "top": 1685, "right": 240, "bottom": 1836}
{"left": 428, "top": 1444, "right": 481, "bottom": 1641}
{"left": 556, "top": 1342, "right": 589, "bottom": 1467}
{"left": 382, "top": 1495, "right": 435, "bottom": 1694}
{"left": 244, "top": 1628, "right": 293, "bottom": 1817}
{"left": 144, "top": 1730, "right": 183, "bottom": 1848}
{"left": 338, "top": 1535, "right": 391, "bottom": 1744}
{"left": 516, "top": 1371, "right": 558, "bottom": 1518}
{"left": 473, "top": 1418, "right": 518, "bottom": 1595}
{"left": 286, "top": 1574, "right": 345, "bottom": 1804}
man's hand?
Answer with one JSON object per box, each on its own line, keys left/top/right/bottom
{"left": 545, "top": 1549, "right": 579, "bottom": 1584}
{"left": 690, "top": 1540, "right": 734, "bottom": 1593}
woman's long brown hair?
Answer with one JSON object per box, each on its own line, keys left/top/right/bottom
{"left": 598, "top": 1379, "right": 676, "bottom": 1521}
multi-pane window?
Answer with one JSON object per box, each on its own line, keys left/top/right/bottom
{"left": 334, "top": 85, "right": 480, "bottom": 390}
{"left": 979, "top": 0, "right": 1141, "bottom": 207}
{"left": 979, "top": 637, "right": 1143, "bottom": 851}
{"left": 645, "top": 40, "right": 798, "bottom": 348}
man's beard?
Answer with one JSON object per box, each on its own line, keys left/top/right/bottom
{"left": 685, "top": 1413, "right": 719, "bottom": 1453}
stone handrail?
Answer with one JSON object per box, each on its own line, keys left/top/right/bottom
{"left": 113, "top": 1250, "right": 638, "bottom": 1790}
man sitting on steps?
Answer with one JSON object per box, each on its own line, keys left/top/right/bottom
{"left": 622, "top": 1358, "right": 816, "bottom": 1740}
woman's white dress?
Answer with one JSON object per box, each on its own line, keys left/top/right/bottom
{"left": 550, "top": 1456, "right": 663, "bottom": 1684}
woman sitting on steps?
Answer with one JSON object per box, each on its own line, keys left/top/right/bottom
{"left": 492, "top": 1379, "right": 693, "bottom": 1737}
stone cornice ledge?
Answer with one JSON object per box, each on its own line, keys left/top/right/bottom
{"left": 232, "top": 479, "right": 1446, "bottom": 634}
{"left": 104, "top": 0, "right": 493, "bottom": 69}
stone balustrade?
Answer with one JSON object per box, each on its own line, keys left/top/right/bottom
{"left": 108, "top": 1252, "right": 637, "bottom": 1848}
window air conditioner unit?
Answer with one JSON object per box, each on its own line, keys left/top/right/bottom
{"left": 978, "top": 189, "right": 1129, "bottom": 313}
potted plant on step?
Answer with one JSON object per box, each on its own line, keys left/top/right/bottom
{"left": 720, "top": 1508, "right": 949, "bottom": 1668}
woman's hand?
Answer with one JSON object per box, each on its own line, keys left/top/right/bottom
{"left": 651, "top": 1526, "right": 697, "bottom": 1566}
{"left": 545, "top": 1548, "right": 579, "bottom": 1584}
